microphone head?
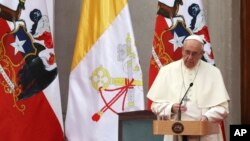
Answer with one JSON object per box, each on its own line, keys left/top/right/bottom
{"left": 190, "top": 83, "right": 193, "bottom": 87}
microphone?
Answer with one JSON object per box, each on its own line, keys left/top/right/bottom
{"left": 177, "top": 83, "right": 193, "bottom": 121}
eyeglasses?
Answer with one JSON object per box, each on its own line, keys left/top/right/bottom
{"left": 183, "top": 49, "right": 202, "bottom": 58}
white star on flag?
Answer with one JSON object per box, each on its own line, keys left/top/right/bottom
{"left": 169, "top": 32, "right": 185, "bottom": 51}
{"left": 10, "top": 36, "right": 26, "bottom": 55}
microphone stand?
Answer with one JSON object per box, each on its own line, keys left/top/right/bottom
{"left": 176, "top": 83, "right": 193, "bottom": 141}
{"left": 177, "top": 82, "right": 193, "bottom": 121}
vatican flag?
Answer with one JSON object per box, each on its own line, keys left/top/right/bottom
{"left": 65, "top": 0, "right": 144, "bottom": 140}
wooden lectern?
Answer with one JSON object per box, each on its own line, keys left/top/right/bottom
{"left": 153, "top": 120, "right": 219, "bottom": 136}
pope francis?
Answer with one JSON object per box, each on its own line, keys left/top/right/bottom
{"left": 147, "top": 34, "right": 230, "bottom": 141}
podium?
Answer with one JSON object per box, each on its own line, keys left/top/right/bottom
{"left": 153, "top": 120, "right": 219, "bottom": 136}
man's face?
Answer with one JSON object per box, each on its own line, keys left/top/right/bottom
{"left": 182, "top": 39, "right": 204, "bottom": 69}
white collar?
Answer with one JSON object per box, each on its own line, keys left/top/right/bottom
{"left": 181, "top": 59, "right": 201, "bottom": 73}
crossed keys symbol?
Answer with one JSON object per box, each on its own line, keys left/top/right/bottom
{"left": 90, "top": 67, "right": 142, "bottom": 122}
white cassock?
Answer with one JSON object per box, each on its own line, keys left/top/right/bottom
{"left": 147, "top": 59, "right": 230, "bottom": 141}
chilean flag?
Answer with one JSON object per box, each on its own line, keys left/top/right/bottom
{"left": 0, "top": 1, "right": 64, "bottom": 140}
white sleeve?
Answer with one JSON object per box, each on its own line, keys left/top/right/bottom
{"left": 204, "top": 101, "right": 229, "bottom": 122}
{"left": 151, "top": 102, "right": 174, "bottom": 119}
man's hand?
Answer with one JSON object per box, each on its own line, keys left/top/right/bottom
{"left": 171, "top": 103, "right": 187, "bottom": 113}
{"left": 200, "top": 115, "right": 209, "bottom": 121}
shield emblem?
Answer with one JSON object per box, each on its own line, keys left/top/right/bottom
{"left": 2, "top": 25, "right": 37, "bottom": 67}
{"left": 159, "top": 20, "right": 191, "bottom": 64}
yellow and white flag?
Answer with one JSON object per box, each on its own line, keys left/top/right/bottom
{"left": 65, "top": 0, "right": 144, "bottom": 140}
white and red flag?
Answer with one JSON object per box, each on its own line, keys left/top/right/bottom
{"left": 0, "top": 0, "right": 64, "bottom": 140}
{"left": 65, "top": 0, "right": 144, "bottom": 141}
